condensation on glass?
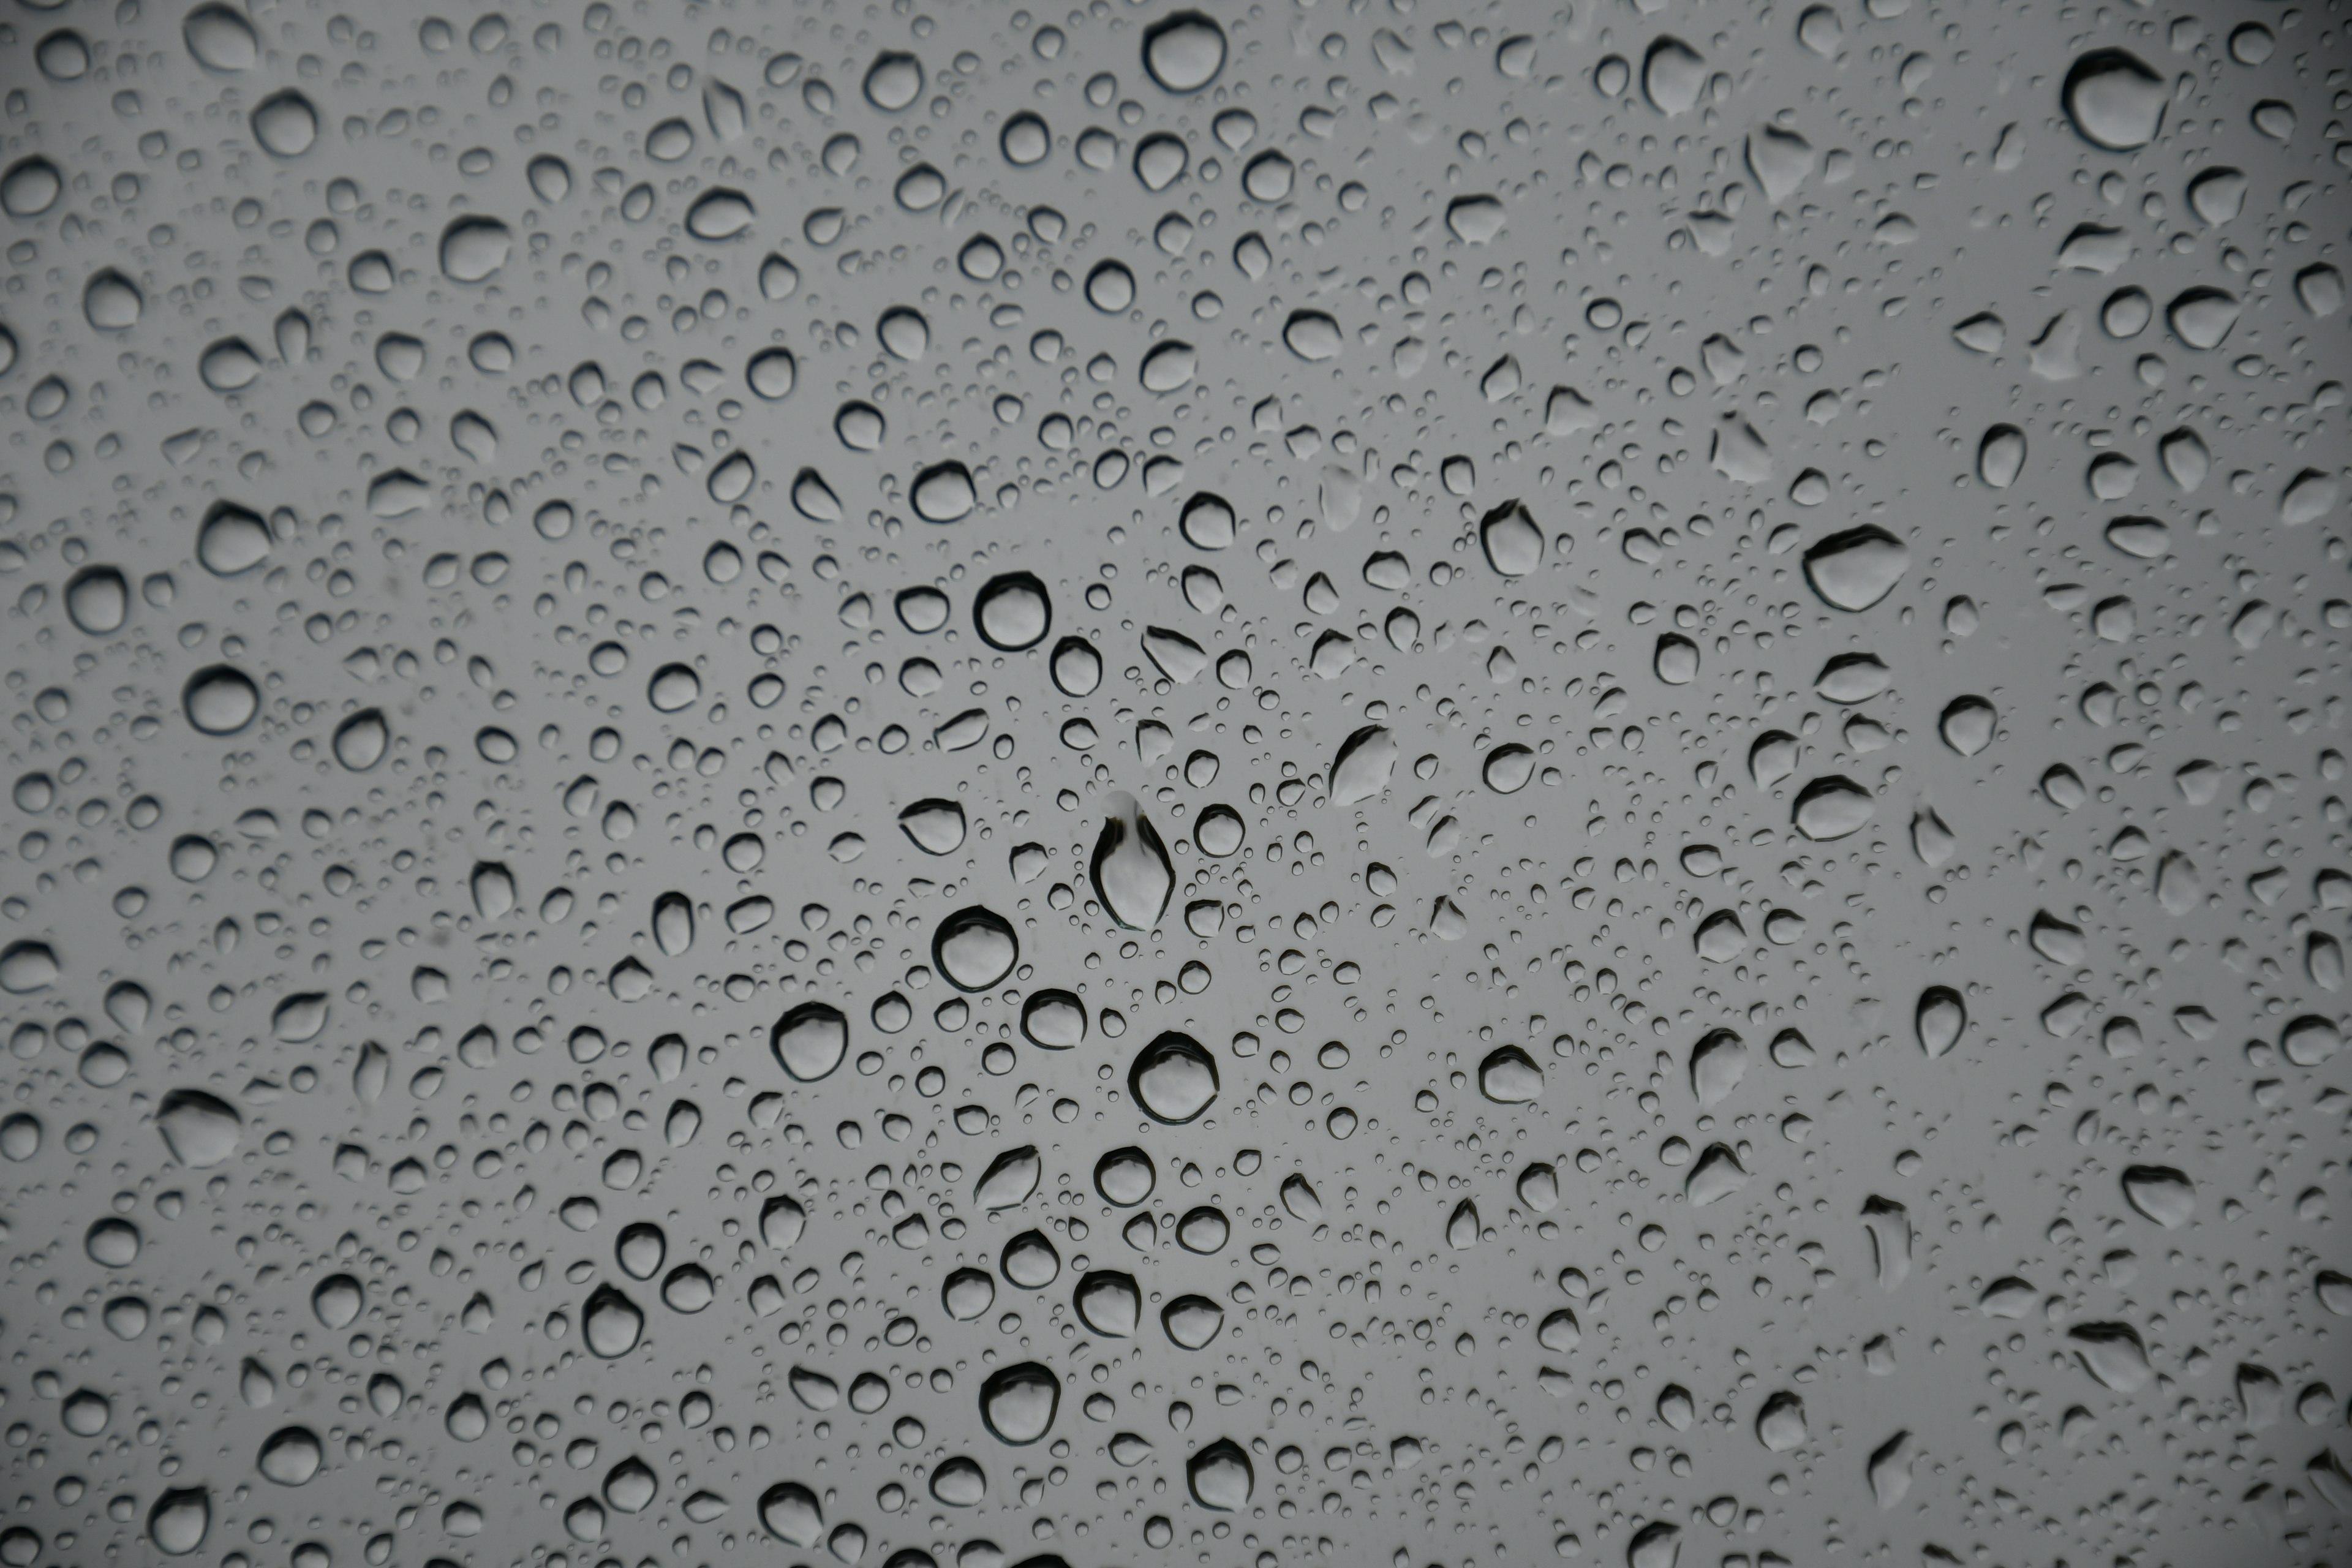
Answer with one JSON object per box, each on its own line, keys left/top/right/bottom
{"left": 0, "top": 2, "right": 2347, "bottom": 1567}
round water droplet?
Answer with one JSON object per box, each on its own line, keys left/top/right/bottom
{"left": 1142, "top": 12, "right": 1226, "bottom": 93}
{"left": 1093, "top": 1146, "right": 1155, "bottom": 1205}
{"left": 1917, "top": 986, "right": 1967, "bottom": 1057}
{"left": 912, "top": 461, "right": 976, "bottom": 522}
{"left": 1129, "top": 1031, "right": 1218, "bottom": 1124}
{"left": 258, "top": 1425, "right": 324, "bottom": 1485}
{"left": 1939, "top": 696, "right": 1996, "bottom": 756}
{"left": 1180, "top": 492, "right": 1237, "bottom": 551}
{"left": 83, "top": 269, "right": 144, "bottom": 331}
{"left": 1163, "top": 1293, "right": 1226, "bottom": 1349}
{"left": 1, "top": 157, "right": 62, "bottom": 217}
{"left": 65, "top": 565, "right": 127, "bottom": 634}
{"left": 1479, "top": 500, "right": 1544, "bottom": 576}
{"left": 685, "top": 189, "right": 755, "bottom": 240}
{"left": 1477, "top": 1045, "right": 1544, "bottom": 1102}
{"left": 661, "top": 1263, "right": 715, "bottom": 1313}
{"left": 1002, "top": 111, "right": 1050, "bottom": 165}
{"left": 148, "top": 1489, "right": 211, "bottom": 1556}
{"left": 1186, "top": 1439, "right": 1253, "bottom": 1510}
{"left": 771, "top": 1001, "right": 848, "bottom": 1082}
{"left": 1075, "top": 1270, "right": 1141, "bottom": 1336}
{"left": 440, "top": 216, "right": 511, "bottom": 282}
{"left": 584, "top": 1284, "right": 644, "bottom": 1356}
{"left": 1092, "top": 793, "right": 1174, "bottom": 930}
{"left": 1022, "top": 989, "right": 1088, "bottom": 1049}
{"left": 1140, "top": 339, "right": 1198, "bottom": 390}
{"left": 1177, "top": 1206, "right": 1229, "bottom": 1253}
{"left": 646, "top": 663, "right": 700, "bottom": 713}
{"left": 2120, "top": 1165, "right": 2195, "bottom": 1227}
{"left": 1050, "top": 636, "right": 1102, "bottom": 696}
{"left": 1791, "top": 776, "right": 1874, "bottom": 840}
{"left": 183, "top": 665, "right": 260, "bottom": 734}
{"left": 897, "top": 586, "right": 951, "bottom": 632}
{"left": 251, "top": 91, "right": 320, "bottom": 157}
{"left": 1801, "top": 524, "right": 1909, "bottom": 610}
{"left": 156, "top": 1089, "right": 241, "bottom": 1166}
{"left": 2062, "top": 49, "right": 2166, "bottom": 151}
{"left": 930, "top": 1457, "right": 987, "bottom": 1506}
{"left": 747, "top": 347, "right": 796, "bottom": 401}
{"left": 1642, "top": 37, "right": 1707, "bottom": 115}
{"left": 979, "top": 1362, "right": 1060, "bottom": 1444}
{"left": 899, "top": 799, "right": 967, "bottom": 855}
{"left": 183, "top": 3, "right": 257, "bottom": 69}
{"left": 864, "top": 51, "right": 923, "bottom": 111}
{"left": 1194, "top": 805, "right": 1245, "bottom": 857}
{"left": 333, "top": 708, "right": 390, "bottom": 771}
{"left": 1282, "top": 311, "right": 1343, "bottom": 361}
{"left": 974, "top": 571, "right": 1050, "bottom": 649}
{"left": 1482, "top": 743, "right": 1535, "bottom": 794}
{"left": 760, "top": 1483, "right": 824, "bottom": 1547}
{"left": 934, "top": 907, "right": 1019, "bottom": 991}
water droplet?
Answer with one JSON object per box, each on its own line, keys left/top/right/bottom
{"left": 258, "top": 1425, "right": 324, "bottom": 1485}
{"left": 1092, "top": 793, "right": 1174, "bottom": 930}
{"left": 973, "top": 572, "right": 1050, "bottom": 649}
{"left": 156, "top": 1089, "right": 241, "bottom": 1166}
{"left": 1186, "top": 1439, "right": 1253, "bottom": 1510}
{"left": 250, "top": 91, "right": 320, "bottom": 157}
{"left": 1129, "top": 1031, "right": 1218, "bottom": 1123}
{"left": 771, "top": 1002, "right": 848, "bottom": 1082}
{"left": 2062, "top": 49, "right": 2166, "bottom": 151}
{"left": 934, "top": 907, "right": 1019, "bottom": 991}
{"left": 979, "top": 1362, "right": 1059, "bottom": 1444}
{"left": 1142, "top": 12, "right": 1226, "bottom": 93}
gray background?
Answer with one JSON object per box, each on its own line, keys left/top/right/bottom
{"left": 1, "top": 0, "right": 2348, "bottom": 1566}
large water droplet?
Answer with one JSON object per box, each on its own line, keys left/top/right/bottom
{"left": 1129, "top": 1031, "right": 1218, "bottom": 1124}
{"left": 183, "top": 665, "right": 260, "bottom": 734}
{"left": 974, "top": 571, "right": 1050, "bottom": 649}
{"left": 1478, "top": 500, "right": 1544, "bottom": 576}
{"left": 1790, "top": 776, "right": 1874, "bottom": 840}
{"left": 183, "top": 4, "right": 257, "bottom": 69}
{"left": 771, "top": 1002, "right": 848, "bottom": 1082}
{"left": 258, "top": 1425, "right": 324, "bottom": 1485}
{"left": 1801, "top": 525, "right": 1909, "bottom": 610}
{"left": 156, "top": 1089, "right": 241, "bottom": 1166}
{"left": 1163, "top": 1294, "right": 1226, "bottom": 1349}
{"left": 979, "top": 1362, "right": 1060, "bottom": 1444}
{"left": 1186, "top": 1439, "right": 1253, "bottom": 1510}
{"left": 934, "top": 907, "right": 1019, "bottom": 990}
{"left": 912, "top": 461, "right": 976, "bottom": 522}
{"left": 1477, "top": 1045, "right": 1543, "bottom": 1103}
{"left": 685, "top": 189, "right": 755, "bottom": 240}
{"left": 1142, "top": 12, "right": 1226, "bottom": 92}
{"left": 440, "top": 216, "right": 511, "bottom": 282}
{"left": 148, "top": 1489, "right": 211, "bottom": 1556}
{"left": 1092, "top": 793, "right": 1174, "bottom": 930}
{"left": 1916, "top": 986, "right": 1967, "bottom": 1057}
{"left": 760, "top": 1483, "right": 823, "bottom": 1547}
{"left": 1331, "top": 725, "right": 1397, "bottom": 805}
{"left": 2120, "top": 1165, "right": 2195, "bottom": 1227}
{"left": 197, "top": 501, "right": 273, "bottom": 575}
{"left": 332, "top": 708, "right": 390, "bottom": 771}
{"left": 65, "top": 565, "right": 127, "bottom": 634}
{"left": 83, "top": 269, "right": 144, "bottom": 331}
{"left": 2062, "top": 49, "right": 2166, "bottom": 151}
{"left": 250, "top": 90, "right": 320, "bottom": 156}
{"left": 1641, "top": 37, "right": 1706, "bottom": 115}
{"left": 975, "top": 1145, "right": 1041, "bottom": 1210}
{"left": 1075, "top": 1270, "right": 1141, "bottom": 1336}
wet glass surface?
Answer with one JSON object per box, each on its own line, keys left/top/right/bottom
{"left": 1, "top": 2, "right": 2350, "bottom": 1566}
